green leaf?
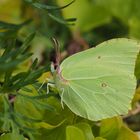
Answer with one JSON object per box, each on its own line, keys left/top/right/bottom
{"left": 57, "top": 0, "right": 111, "bottom": 32}
{"left": 116, "top": 125, "right": 139, "bottom": 140}
{"left": 57, "top": 38, "right": 139, "bottom": 121}
{"left": 32, "top": 0, "right": 75, "bottom": 11}
{"left": 0, "top": 21, "right": 19, "bottom": 30}
{"left": 100, "top": 117, "right": 122, "bottom": 140}
{"left": 33, "top": 120, "right": 64, "bottom": 130}
{"left": 0, "top": 20, "right": 31, "bottom": 43}
{"left": 129, "top": 18, "right": 140, "bottom": 39}
{"left": 33, "top": 125, "right": 66, "bottom": 140}
{"left": 48, "top": 13, "right": 76, "bottom": 25}
{"left": 37, "top": 95, "right": 75, "bottom": 125}
{"left": 0, "top": 53, "right": 32, "bottom": 72}
{"left": 94, "top": 0, "right": 140, "bottom": 39}
{"left": 94, "top": 137, "right": 106, "bottom": 140}
{"left": 0, "top": 20, "right": 31, "bottom": 31}
{"left": 20, "top": 32, "right": 36, "bottom": 54}
{"left": 14, "top": 95, "right": 45, "bottom": 121}
{"left": 135, "top": 53, "right": 140, "bottom": 79}
{"left": 66, "top": 126, "right": 86, "bottom": 140}
{"left": 27, "top": 0, "right": 76, "bottom": 24}
{"left": 75, "top": 123, "right": 94, "bottom": 140}
{"left": 0, "top": 133, "right": 24, "bottom": 140}
{"left": 94, "top": 0, "right": 132, "bottom": 22}
{"left": 136, "top": 132, "right": 140, "bottom": 139}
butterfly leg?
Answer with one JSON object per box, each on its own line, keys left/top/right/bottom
{"left": 38, "top": 78, "right": 54, "bottom": 94}
{"left": 47, "top": 82, "right": 55, "bottom": 94}
{"left": 60, "top": 88, "right": 64, "bottom": 109}
{"left": 38, "top": 79, "right": 47, "bottom": 92}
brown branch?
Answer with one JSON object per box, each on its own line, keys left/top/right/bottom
{"left": 123, "top": 103, "right": 140, "bottom": 119}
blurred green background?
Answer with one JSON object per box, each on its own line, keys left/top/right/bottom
{"left": 1, "top": 0, "right": 140, "bottom": 60}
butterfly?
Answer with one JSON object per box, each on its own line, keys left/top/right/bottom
{"left": 53, "top": 38, "right": 139, "bottom": 121}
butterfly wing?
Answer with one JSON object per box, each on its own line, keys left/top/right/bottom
{"left": 59, "top": 39, "right": 139, "bottom": 121}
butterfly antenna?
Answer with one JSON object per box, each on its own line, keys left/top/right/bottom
{"left": 52, "top": 38, "right": 61, "bottom": 72}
